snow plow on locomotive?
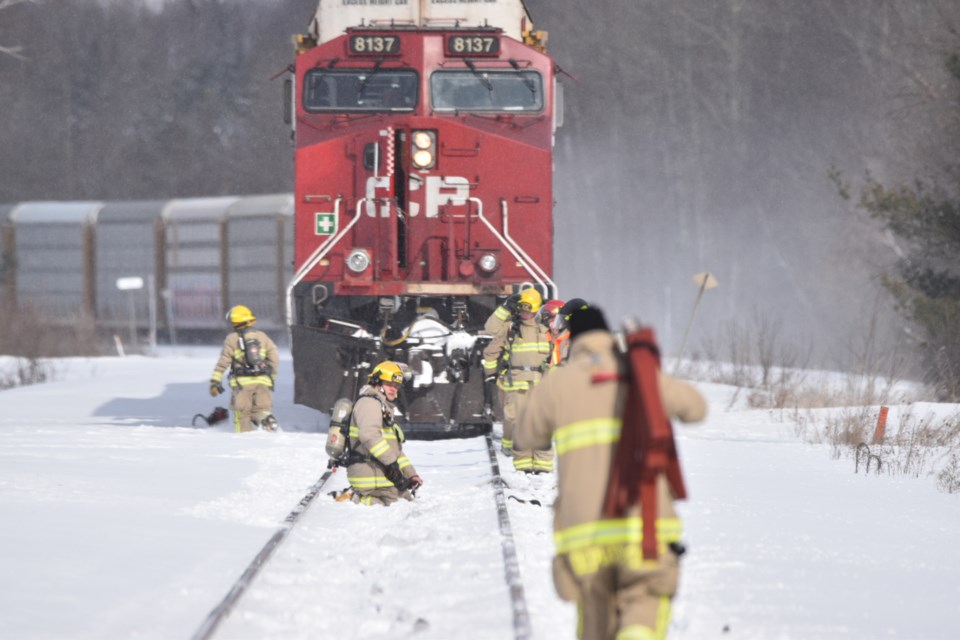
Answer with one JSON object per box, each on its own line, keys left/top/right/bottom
{"left": 286, "top": 0, "right": 560, "bottom": 437}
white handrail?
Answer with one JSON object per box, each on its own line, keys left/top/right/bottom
{"left": 499, "top": 198, "right": 557, "bottom": 300}
{"left": 472, "top": 197, "right": 556, "bottom": 299}
{"left": 285, "top": 197, "right": 365, "bottom": 329}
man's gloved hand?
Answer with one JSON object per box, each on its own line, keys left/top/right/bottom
{"left": 209, "top": 381, "right": 223, "bottom": 397}
{"left": 504, "top": 293, "right": 521, "bottom": 313}
{"left": 408, "top": 475, "right": 423, "bottom": 491}
{"left": 384, "top": 461, "right": 410, "bottom": 491}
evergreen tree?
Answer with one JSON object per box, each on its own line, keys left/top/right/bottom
{"left": 847, "top": 52, "right": 960, "bottom": 398}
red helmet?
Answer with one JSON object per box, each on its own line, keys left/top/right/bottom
{"left": 542, "top": 299, "right": 564, "bottom": 316}
{"left": 541, "top": 299, "right": 564, "bottom": 327}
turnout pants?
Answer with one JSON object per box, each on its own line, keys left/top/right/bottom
{"left": 558, "top": 552, "right": 680, "bottom": 640}
{"left": 231, "top": 383, "right": 273, "bottom": 432}
{"left": 350, "top": 486, "right": 414, "bottom": 506}
{"left": 503, "top": 388, "right": 554, "bottom": 472}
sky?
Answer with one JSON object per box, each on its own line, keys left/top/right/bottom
{"left": 1, "top": 347, "right": 959, "bottom": 639}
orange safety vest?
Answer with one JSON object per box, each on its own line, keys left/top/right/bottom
{"left": 550, "top": 331, "right": 571, "bottom": 366}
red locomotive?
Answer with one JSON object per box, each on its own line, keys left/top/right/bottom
{"left": 286, "top": 0, "right": 560, "bottom": 436}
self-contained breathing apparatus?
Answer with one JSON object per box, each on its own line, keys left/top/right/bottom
{"left": 498, "top": 315, "right": 551, "bottom": 386}
{"left": 232, "top": 328, "right": 271, "bottom": 379}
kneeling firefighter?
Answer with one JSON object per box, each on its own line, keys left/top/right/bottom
{"left": 344, "top": 361, "right": 423, "bottom": 506}
{"left": 209, "top": 305, "right": 280, "bottom": 433}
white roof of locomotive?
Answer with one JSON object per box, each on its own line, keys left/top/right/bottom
{"left": 309, "top": 0, "right": 533, "bottom": 44}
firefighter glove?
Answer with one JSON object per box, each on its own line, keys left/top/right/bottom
{"left": 504, "top": 293, "right": 521, "bottom": 313}
{"left": 408, "top": 475, "right": 423, "bottom": 491}
{"left": 383, "top": 461, "right": 410, "bottom": 491}
{"left": 209, "top": 381, "right": 223, "bottom": 397}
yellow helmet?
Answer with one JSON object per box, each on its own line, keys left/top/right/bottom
{"left": 517, "top": 288, "right": 542, "bottom": 313}
{"left": 227, "top": 305, "right": 256, "bottom": 328}
{"left": 369, "top": 360, "right": 404, "bottom": 385}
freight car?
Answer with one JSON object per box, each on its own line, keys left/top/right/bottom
{"left": 0, "top": 195, "right": 294, "bottom": 343}
{"left": 286, "top": 0, "right": 561, "bottom": 436}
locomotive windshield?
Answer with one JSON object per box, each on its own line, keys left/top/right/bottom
{"left": 431, "top": 70, "right": 543, "bottom": 112}
{"left": 303, "top": 69, "right": 418, "bottom": 112}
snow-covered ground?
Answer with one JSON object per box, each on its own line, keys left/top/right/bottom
{"left": 1, "top": 348, "right": 958, "bottom": 639}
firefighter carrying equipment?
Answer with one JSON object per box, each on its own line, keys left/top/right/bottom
{"left": 227, "top": 304, "right": 256, "bottom": 328}
{"left": 601, "top": 325, "right": 686, "bottom": 561}
{"left": 369, "top": 360, "right": 404, "bottom": 385}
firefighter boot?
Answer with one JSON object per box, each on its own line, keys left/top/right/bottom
{"left": 261, "top": 415, "right": 280, "bottom": 432}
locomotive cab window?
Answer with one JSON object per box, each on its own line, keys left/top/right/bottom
{"left": 303, "top": 69, "right": 418, "bottom": 112}
{"left": 430, "top": 70, "right": 543, "bottom": 113}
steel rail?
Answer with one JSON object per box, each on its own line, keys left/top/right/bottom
{"left": 191, "top": 468, "right": 336, "bottom": 640}
{"left": 484, "top": 431, "right": 533, "bottom": 640}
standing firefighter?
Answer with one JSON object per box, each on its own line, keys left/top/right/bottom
{"left": 514, "top": 306, "right": 707, "bottom": 640}
{"left": 345, "top": 361, "right": 423, "bottom": 506}
{"left": 542, "top": 298, "right": 568, "bottom": 366}
{"left": 209, "top": 305, "right": 280, "bottom": 433}
{"left": 482, "top": 288, "right": 552, "bottom": 471}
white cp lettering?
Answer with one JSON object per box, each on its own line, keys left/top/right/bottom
{"left": 364, "top": 176, "right": 391, "bottom": 217}
{"left": 425, "top": 176, "right": 470, "bottom": 218}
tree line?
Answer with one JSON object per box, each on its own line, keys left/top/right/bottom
{"left": 0, "top": 0, "right": 317, "bottom": 200}
{"left": 3, "top": 0, "right": 960, "bottom": 394}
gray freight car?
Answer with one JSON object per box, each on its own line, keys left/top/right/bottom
{"left": 0, "top": 195, "right": 293, "bottom": 345}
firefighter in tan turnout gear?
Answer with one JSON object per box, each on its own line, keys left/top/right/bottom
{"left": 514, "top": 306, "right": 707, "bottom": 640}
{"left": 209, "top": 305, "right": 280, "bottom": 433}
{"left": 346, "top": 361, "right": 423, "bottom": 506}
{"left": 482, "top": 288, "right": 553, "bottom": 472}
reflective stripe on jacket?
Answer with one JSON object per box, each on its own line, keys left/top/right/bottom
{"left": 482, "top": 317, "right": 551, "bottom": 392}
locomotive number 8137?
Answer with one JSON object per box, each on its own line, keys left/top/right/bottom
{"left": 286, "top": 0, "right": 561, "bottom": 437}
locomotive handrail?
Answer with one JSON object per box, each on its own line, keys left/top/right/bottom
{"left": 472, "top": 196, "right": 556, "bottom": 300}
{"left": 285, "top": 197, "right": 360, "bottom": 329}
{"left": 499, "top": 197, "right": 557, "bottom": 300}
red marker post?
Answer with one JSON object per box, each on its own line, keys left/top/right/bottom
{"left": 873, "top": 406, "right": 889, "bottom": 444}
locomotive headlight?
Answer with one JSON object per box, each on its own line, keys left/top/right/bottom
{"left": 413, "top": 131, "right": 433, "bottom": 150}
{"left": 412, "top": 149, "right": 434, "bottom": 168}
{"left": 346, "top": 248, "right": 371, "bottom": 273}
{"left": 478, "top": 253, "right": 498, "bottom": 273}
{"left": 411, "top": 130, "right": 436, "bottom": 169}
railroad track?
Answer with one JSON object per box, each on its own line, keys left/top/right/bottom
{"left": 191, "top": 432, "right": 533, "bottom": 640}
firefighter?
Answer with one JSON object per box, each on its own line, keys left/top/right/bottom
{"left": 345, "top": 361, "right": 423, "bottom": 506}
{"left": 482, "top": 288, "right": 552, "bottom": 471}
{"left": 513, "top": 306, "right": 707, "bottom": 640}
{"left": 541, "top": 299, "right": 568, "bottom": 366}
{"left": 209, "top": 305, "right": 280, "bottom": 433}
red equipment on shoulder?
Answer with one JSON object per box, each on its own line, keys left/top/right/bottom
{"left": 595, "top": 326, "right": 686, "bottom": 561}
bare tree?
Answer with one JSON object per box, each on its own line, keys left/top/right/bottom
{"left": 0, "top": 0, "right": 38, "bottom": 60}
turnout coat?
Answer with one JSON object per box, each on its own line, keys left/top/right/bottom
{"left": 210, "top": 328, "right": 279, "bottom": 390}
{"left": 514, "top": 330, "right": 706, "bottom": 596}
{"left": 346, "top": 385, "right": 418, "bottom": 504}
